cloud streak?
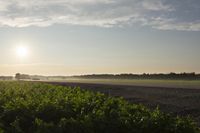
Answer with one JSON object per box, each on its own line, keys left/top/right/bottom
{"left": 0, "top": 0, "right": 200, "bottom": 31}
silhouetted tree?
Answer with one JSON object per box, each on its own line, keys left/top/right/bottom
{"left": 15, "top": 73, "right": 21, "bottom": 80}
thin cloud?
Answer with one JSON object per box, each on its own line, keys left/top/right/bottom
{"left": 0, "top": 0, "right": 199, "bottom": 31}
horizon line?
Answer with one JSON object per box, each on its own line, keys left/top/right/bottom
{"left": 1, "top": 72, "right": 200, "bottom": 77}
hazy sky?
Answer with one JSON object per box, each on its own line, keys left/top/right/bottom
{"left": 0, "top": 0, "right": 200, "bottom": 76}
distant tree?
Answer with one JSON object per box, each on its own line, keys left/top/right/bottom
{"left": 15, "top": 73, "right": 21, "bottom": 80}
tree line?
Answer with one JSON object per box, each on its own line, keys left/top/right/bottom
{"left": 73, "top": 72, "right": 200, "bottom": 80}
{"left": 14, "top": 72, "right": 200, "bottom": 80}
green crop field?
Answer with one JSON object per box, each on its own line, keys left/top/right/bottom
{"left": 0, "top": 81, "right": 199, "bottom": 133}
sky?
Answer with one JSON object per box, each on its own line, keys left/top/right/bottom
{"left": 0, "top": 0, "right": 200, "bottom": 76}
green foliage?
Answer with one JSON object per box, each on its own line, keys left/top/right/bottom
{"left": 0, "top": 81, "right": 199, "bottom": 133}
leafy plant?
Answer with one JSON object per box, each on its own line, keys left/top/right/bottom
{"left": 0, "top": 81, "right": 199, "bottom": 133}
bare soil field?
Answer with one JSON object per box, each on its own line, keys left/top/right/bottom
{"left": 46, "top": 78, "right": 200, "bottom": 89}
{"left": 46, "top": 81, "right": 200, "bottom": 126}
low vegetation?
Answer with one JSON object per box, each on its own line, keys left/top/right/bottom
{"left": 0, "top": 81, "right": 199, "bottom": 133}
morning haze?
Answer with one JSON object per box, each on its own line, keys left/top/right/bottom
{"left": 1, "top": 1, "right": 200, "bottom": 132}
{"left": 0, "top": 0, "right": 200, "bottom": 75}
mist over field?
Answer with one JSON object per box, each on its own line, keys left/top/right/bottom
{"left": 0, "top": 0, "right": 200, "bottom": 132}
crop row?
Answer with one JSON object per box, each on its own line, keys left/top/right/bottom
{"left": 0, "top": 81, "right": 199, "bottom": 133}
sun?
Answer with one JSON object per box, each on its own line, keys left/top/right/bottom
{"left": 16, "top": 46, "right": 29, "bottom": 58}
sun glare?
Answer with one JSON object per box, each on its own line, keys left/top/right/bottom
{"left": 16, "top": 46, "right": 29, "bottom": 58}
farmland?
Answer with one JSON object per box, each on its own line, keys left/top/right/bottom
{"left": 46, "top": 79, "right": 200, "bottom": 126}
{"left": 46, "top": 78, "right": 200, "bottom": 89}
{"left": 0, "top": 81, "right": 199, "bottom": 133}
